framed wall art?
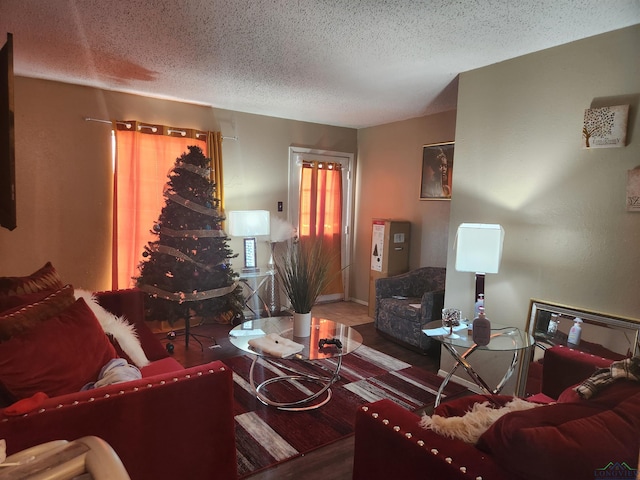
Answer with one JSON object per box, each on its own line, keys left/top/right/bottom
{"left": 627, "top": 168, "right": 640, "bottom": 212}
{"left": 420, "top": 142, "right": 454, "bottom": 200}
{"left": 582, "top": 104, "right": 629, "bottom": 149}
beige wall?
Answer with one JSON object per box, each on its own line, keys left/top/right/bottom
{"left": 352, "top": 111, "right": 457, "bottom": 304}
{"left": 443, "top": 25, "right": 640, "bottom": 391}
{"left": 3, "top": 25, "right": 638, "bottom": 326}
{"left": 0, "top": 77, "right": 357, "bottom": 290}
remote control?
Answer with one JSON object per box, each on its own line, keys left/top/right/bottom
{"left": 318, "top": 338, "right": 343, "bottom": 349}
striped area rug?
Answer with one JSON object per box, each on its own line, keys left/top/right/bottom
{"left": 224, "top": 344, "right": 467, "bottom": 478}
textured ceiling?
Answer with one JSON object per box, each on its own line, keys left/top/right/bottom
{"left": 1, "top": 0, "right": 639, "bottom": 128}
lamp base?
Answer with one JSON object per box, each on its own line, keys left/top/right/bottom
{"left": 475, "top": 273, "right": 485, "bottom": 303}
{"left": 242, "top": 237, "right": 259, "bottom": 273}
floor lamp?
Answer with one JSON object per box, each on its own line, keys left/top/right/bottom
{"left": 227, "top": 210, "right": 271, "bottom": 273}
{"left": 455, "top": 223, "right": 505, "bottom": 311}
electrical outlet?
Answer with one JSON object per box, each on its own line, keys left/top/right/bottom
{"left": 278, "top": 201, "right": 283, "bottom": 212}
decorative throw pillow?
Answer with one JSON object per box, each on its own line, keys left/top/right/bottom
{"left": 74, "top": 289, "right": 150, "bottom": 368}
{"left": 0, "top": 262, "right": 64, "bottom": 296}
{"left": 477, "top": 386, "right": 640, "bottom": 480}
{"left": 0, "top": 297, "right": 117, "bottom": 400}
{"left": 0, "top": 285, "right": 76, "bottom": 341}
{"left": 0, "top": 286, "right": 67, "bottom": 314}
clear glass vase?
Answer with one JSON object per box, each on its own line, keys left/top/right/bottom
{"left": 265, "top": 242, "right": 280, "bottom": 314}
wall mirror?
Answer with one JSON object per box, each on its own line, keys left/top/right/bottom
{"left": 516, "top": 299, "right": 640, "bottom": 397}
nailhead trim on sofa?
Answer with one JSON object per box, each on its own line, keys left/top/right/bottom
{"left": 2, "top": 366, "right": 227, "bottom": 420}
{"left": 360, "top": 405, "right": 483, "bottom": 479}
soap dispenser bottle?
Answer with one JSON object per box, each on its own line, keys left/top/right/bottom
{"left": 472, "top": 306, "right": 491, "bottom": 346}
{"left": 568, "top": 317, "right": 583, "bottom": 346}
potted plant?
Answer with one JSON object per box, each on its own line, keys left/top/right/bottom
{"left": 265, "top": 217, "right": 296, "bottom": 315}
{"left": 275, "top": 237, "right": 333, "bottom": 336}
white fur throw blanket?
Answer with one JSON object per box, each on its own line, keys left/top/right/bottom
{"left": 420, "top": 397, "right": 541, "bottom": 444}
{"left": 75, "top": 290, "right": 150, "bottom": 368}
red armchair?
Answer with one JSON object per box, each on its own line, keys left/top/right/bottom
{"left": 0, "top": 288, "right": 238, "bottom": 480}
{"left": 353, "top": 346, "right": 640, "bottom": 480}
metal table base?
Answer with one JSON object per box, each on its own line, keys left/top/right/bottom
{"left": 249, "top": 354, "right": 343, "bottom": 411}
{"left": 435, "top": 334, "right": 520, "bottom": 407}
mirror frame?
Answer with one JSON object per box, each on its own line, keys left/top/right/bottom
{"left": 516, "top": 298, "right": 640, "bottom": 397}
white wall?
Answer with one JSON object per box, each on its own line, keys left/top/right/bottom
{"left": 353, "top": 111, "right": 456, "bottom": 304}
{"left": 444, "top": 25, "right": 640, "bottom": 391}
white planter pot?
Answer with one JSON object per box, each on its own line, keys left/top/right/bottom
{"left": 293, "top": 312, "right": 312, "bottom": 337}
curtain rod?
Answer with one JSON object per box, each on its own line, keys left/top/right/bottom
{"left": 84, "top": 117, "right": 238, "bottom": 140}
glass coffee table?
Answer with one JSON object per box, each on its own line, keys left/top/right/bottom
{"left": 423, "top": 320, "right": 534, "bottom": 406}
{"left": 229, "top": 316, "right": 363, "bottom": 411}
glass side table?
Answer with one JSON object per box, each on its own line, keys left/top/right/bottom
{"left": 238, "top": 268, "right": 275, "bottom": 318}
{"left": 423, "top": 320, "right": 534, "bottom": 406}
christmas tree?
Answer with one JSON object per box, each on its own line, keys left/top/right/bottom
{"left": 135, "top": 145, "right": 243, "bottom": 327}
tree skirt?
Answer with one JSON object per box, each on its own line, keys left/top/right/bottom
{"left": 225, "top": 344, "right": 468, "bottom": 478}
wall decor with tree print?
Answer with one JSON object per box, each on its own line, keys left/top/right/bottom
{"left": 627, "top": 169, "right": 640, "bottom": 213}
{"left": 582, "top": 105, "right": 629, "bottom": 148}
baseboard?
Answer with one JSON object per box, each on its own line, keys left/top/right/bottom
{"left": 316, "top": 296, "right": 368, "bottom": 307}
{"left": 350, "top": 297, "right": 368, "bottom": 306}
{"left": 437, "top": 369, "right": 482, "bottom": 394}
{"left": 317, "top": 293, "right": 344, "bottom": 303}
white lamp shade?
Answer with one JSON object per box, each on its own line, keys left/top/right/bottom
{"left": 455, "top": 223, "right": 504, "bottom": 274}
{"left": 227, "top": 210, "right": 271, "bottom": 237}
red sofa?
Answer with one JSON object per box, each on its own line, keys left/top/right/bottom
{"left": 353, "top": 345, "right": 640, "bottom": 480}
{"left": 0, "top": 281, "right": 237, "bottom": 480}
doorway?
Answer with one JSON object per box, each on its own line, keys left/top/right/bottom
{"left": 288, "top": 147, "right": 354, "bottom": 302}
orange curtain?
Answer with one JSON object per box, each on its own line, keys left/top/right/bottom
{"left": 299, "top": 161, "right": 343, "bottom": 295}
{"left": 113, "top": 122, "right": 208, "bottom": 289}
{"left": 207, "top": 131, "right": 225, "bottom": 213}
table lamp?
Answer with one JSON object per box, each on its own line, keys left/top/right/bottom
{"left": 455, "top": 223, "right": 504, "bottom": 308}
{"left": 228, "top": 210, "right": 271, "bottom": 273}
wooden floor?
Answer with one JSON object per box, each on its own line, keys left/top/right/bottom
{"left": 159, "top": 301, "right": 440, "bottom": 480}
